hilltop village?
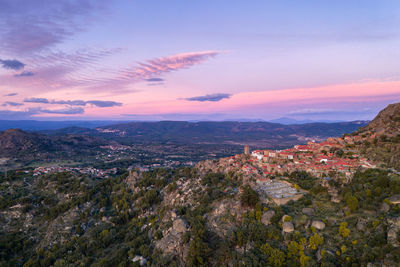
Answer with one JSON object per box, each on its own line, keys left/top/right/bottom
{"left": 218, "top": 136, "right": 376, "bottom": 180}
{"left": 198, "top": 134, "right": 378, "bottom": 205}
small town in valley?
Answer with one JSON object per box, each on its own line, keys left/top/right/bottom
{"left": 32, "top": 166, "right": 118, "bottom": 178}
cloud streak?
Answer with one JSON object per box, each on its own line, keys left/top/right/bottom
{"left": 3, "top": 93, "right": 18, "bottom": 97}
{"left": 86, "top": 100, "right": 122, "bottom": 107}
{"left": 0, "top": 0, "right": 110, "bottom": 54}
{"left": 0, "top": 50, "right": 219, "bottom": 96}
{"left": 0, "top": 106, "right": 84, "bottom": 119}
{"left": 85, "top": 51, "right": 221, "bottom": 91}
{"left": 145, "top": 77, "right": 164, "bottom": 82}
{"left": 287, "top": 108, "right": 373, "bottom": 117}
{"left": 183, "top": 93, "right": 232, "bottom": 102}
{"left": 24, "top": 98, "right": 49, "bottom": 104}
{"left": 0, "top": 59, "right": 25, "bottom": 70}
{"left": 37, "top": 107, "right": 84, "bottom": 115}
{"left": 14, "top": 71, "right": 34, "bottom": 77}
{"left": 24, "top": 98, "right": 122, "bottom": 107}
{"left": 130, "top": 51, "right": 219, "bottom": 80}
{"left": 1, "top": 101, "right": 23, "bottom": 107}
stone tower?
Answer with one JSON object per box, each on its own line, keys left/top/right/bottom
{"left": 244, "top": 145, "right": 250, "bottom": 155}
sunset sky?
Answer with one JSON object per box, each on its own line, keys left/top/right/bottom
{"left": 1, "top": 0, "right": 399, "bottom": 121}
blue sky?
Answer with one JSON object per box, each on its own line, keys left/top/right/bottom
{"left": 0, "top": 0, "right": 399, "bottom": 121}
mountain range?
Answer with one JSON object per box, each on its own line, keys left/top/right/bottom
{"left": 0, "top": 120, "right": 369, "bottom": 164}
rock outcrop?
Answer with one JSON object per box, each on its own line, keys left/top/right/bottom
{"left": 388, "top": 195, "right": 400, "bottom": 205}
{"left": 302, "top": 207, "right": 314, "bottom": 216}
{"left": 261, "top": 210, "right": 275, "bottom": 225}
{"left": 282, "top": 222, "right": 294, "bottom": 233}
{"left": 311, "top": 220, "right": 326, "bottom": 230}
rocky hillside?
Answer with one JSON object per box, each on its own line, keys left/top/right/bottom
{"left": 360, "top": 102, "right": 400, "bottom": 135}
{"left": 1, "top": 164, "right": 399, "bottom": 266}
{"left": 345, "top": 102, "right": 400, "bottom": 169}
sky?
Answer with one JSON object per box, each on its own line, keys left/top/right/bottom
{"left": 0, "top": 0, "right": 400, "bottom": 121}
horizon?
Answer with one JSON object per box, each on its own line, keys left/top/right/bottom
{"left": 0, "top": 117, "right": 370, "bottom": 123}
{"left": 1, "top": 1, "right": 400, "bottom": 121}
{"left": 0, "top": 116, "right": 371, "bottom": 132}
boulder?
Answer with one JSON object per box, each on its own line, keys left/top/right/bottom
{"left": 331, "top": 196, "right": 341, "bottom": 203}
{"left": 171, "top": 210, "right": 177, "bottom": 219}
{"left": 336, "top": 210, "right": 344, "bottom": 217}
{"left": 155, "top": 232, "right": 180, "bottom": 254}
{"left": 311, "top": 220, "right": 325, "bottom": 230}
{"left": 388, "top": 194, "right": 400, "bottom": 205}
{"left": 282, "top": 222, "right": 294, "bottom": 233}
{"left": 380, "top": 202, "right": 390, "bottom": 213}
{"left": 356, "top": 218, "right": 367, "bottom": 231}
{"left": 132, "top": 256, "right": 147, "bottom": 266}
{"left": 261, "top": 210, "right": 275, "bottom": 225}
{"left": 316, "top": 249, "right": 323, "bottom": 261}
{"left": 302, "top": 207, "right": 314, "bottom": 216}
{"left": 173, "top": 218, "right": 188, "bottom": 233}
{"left": 388, "top": 217, "right": 400, "bottom": 227}
{"left": 387, "top": 228, "right": 399, "bottom": 247}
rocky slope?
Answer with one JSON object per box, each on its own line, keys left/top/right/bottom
{"left": 348, "top": 102, "right": 400, "bottom": 169}
{"left": 359, "top": 102, "right": 400, "bottom": 135}
{"left": 1, "top": 164, "right": 399, "bottom": 266}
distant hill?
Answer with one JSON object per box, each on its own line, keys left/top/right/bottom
{"left": 0, "top": 120, "right": 127, "bottom": 131}
{"left": 95, "top": 120, "right": 368, "bottom": 147}
{"left": 0, "top": 129, "right": 111, "bottom": 163}
{"left": 40, "top": 126, "right": 100, "bottom": 136}
{"left": 267, "top": 117, "right": 344, "bottom": 124}
{"left": 0, "top": 129, "right": 55, "bottom": 158}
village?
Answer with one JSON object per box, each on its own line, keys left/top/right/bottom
{"left": 210, "top": 135, "right": 377, "bottom": 204}
{"left": 32, "top": 166, "right": 118, "bottom": 178}
{"left": 248, "top": 137, "right": 375, "bottom": 178}
{"left": 224, "top": 135, "right": 377, "bottom": 179}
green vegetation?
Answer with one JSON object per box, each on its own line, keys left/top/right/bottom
{"left": 0, "top": 167, "right": 399, "bottom": 266}
{"left": 240, "top": 184, "right": 259, "bottom": 207}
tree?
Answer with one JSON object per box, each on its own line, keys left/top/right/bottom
{"left": 300, "top": 253, "right": 311, "bottom": 267}
{"left": 345, "top": 194, "right": 358, "bottom": 212}
{"left": 260, "top": 243, "right": 285, "bottom": 267}
{"left": 308, "top": 233, "right": 324, "bottom": 250}
{"left": 339, "top": 222, "right": 350, "bottom": 238}
{"left": 240, "top": 185, "right": 259, "bottom": 207}
{"left": 335, "top": 149, "right": 344, "bottom": 157}
{"left": 287, "top": 241, "right": 303, "bottom": 264}
{"left": 186, "top": 236, "right": 211, "bottom": 266}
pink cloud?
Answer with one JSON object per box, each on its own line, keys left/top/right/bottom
{"left": 82, "top": 50, "right": 221, "bottom": 92}
{"left": 0, "top": 50, "right": 220, "bottom": 96}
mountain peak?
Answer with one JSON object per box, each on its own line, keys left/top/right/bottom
{"left": 361, "top": 102, "right": 400, "bottom": 135}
